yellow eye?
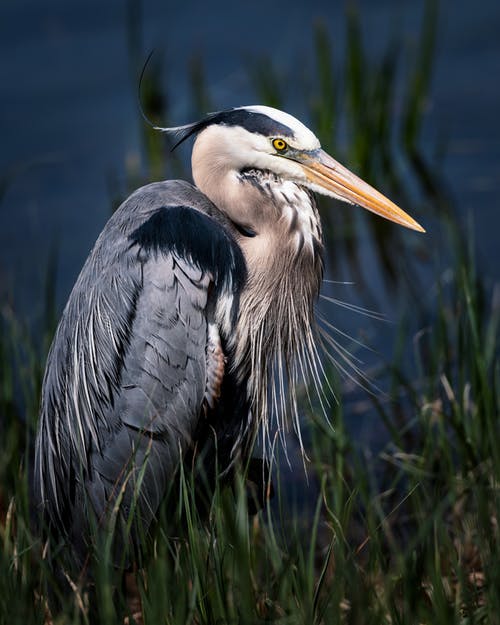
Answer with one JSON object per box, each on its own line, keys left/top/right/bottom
{"left": 272, "top": 138, "right": 288, "bottom": 152}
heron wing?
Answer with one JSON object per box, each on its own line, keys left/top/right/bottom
{"left": 36, "top": 181, "right": 246, "bottom": 557}
{"left": 87, "top": 252, "right": 209, "bottom": 542}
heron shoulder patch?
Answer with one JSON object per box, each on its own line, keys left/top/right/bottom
{"left": 128, "top": 205, "right": 246, "bottom": 297}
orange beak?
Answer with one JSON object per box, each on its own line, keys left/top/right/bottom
{"left": 297, "top": 149, "right": 425, "bottom": 233}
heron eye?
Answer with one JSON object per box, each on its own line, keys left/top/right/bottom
{"left": 272, "top": 138, "right": 288, "bottom": 152}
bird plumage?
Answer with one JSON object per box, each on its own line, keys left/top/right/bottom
{"left": 35, "top": 105, "right": 423, "bottom": 569}
{"left": 36, "top": 181, "right": 250, "bottom": 565}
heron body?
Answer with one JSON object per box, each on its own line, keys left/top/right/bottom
{"left": 35, "top": 105, "right": 423, "bottom": 568}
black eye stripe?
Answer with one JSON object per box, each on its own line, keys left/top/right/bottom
{"left": 169, "top": 109, "right": 299, "bottom": 152}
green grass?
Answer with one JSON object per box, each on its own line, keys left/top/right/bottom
{"left": 1, "top": 2, "right": 499, "bottom": 623}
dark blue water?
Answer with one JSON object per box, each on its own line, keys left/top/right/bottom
{"left": 1, "top": 0, "right": 499, "bottom": 311}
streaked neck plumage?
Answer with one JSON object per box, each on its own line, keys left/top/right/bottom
{"left": 192, "top": 127, "right": 324, "bottom": 440}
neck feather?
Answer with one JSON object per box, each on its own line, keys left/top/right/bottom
{"left": 193, "top": 135, "right": 325, "bottom": 446}
{"left": 228, "top": 175, "right": 324, "bottom": 447}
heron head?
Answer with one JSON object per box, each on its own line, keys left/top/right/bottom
{"left": 163, "top": 105, "right": 424, "bottom": 233}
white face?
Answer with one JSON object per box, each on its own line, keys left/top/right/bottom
{"left": 193, "top": 106, "right": 322, "bottom": 186}
{"left": 191, "top": 105, "right": 425, "bottom": 234}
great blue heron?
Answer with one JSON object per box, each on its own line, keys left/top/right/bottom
{"left": 35, "top": 105, "right": 423, "bottom": 570}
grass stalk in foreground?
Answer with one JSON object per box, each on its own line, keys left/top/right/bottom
{"left": 1, "top": 240, "right": 498, "bottom": 623}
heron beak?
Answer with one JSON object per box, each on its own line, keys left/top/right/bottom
{"left": 297, "top": 149, "right": 425, "bottom": 232}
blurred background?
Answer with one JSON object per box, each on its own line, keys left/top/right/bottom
{"left": 0, "top": 0, "right": 499, "bottom": 467}
{"left": 1, "top": 2, "right": 500, "bottom": 621}
{"left": 1, "top": 0, "right": 498, "bottom": 305}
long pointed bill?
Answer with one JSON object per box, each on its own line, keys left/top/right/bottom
{"left": 297, "top": 149, "right": 425, "bottom": 232}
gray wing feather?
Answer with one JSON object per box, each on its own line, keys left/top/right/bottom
{"left": 35, "top": 180, "right": 245, "bottom": 560}
{"left": 83, "top": 252, "right": 212, "bottom": 547}
{"left": 117, "top": 254, "right": 209, "bottom": 435}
